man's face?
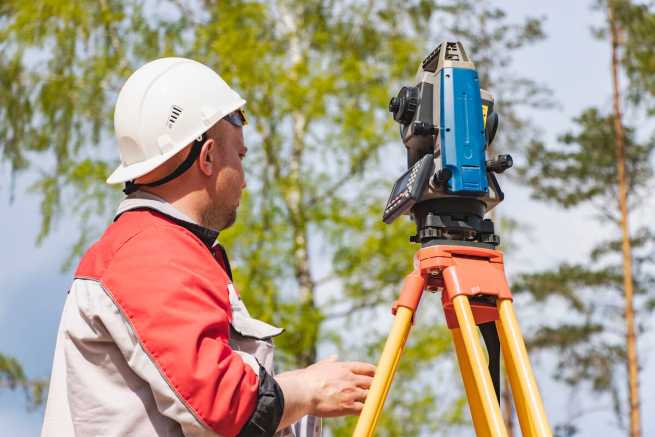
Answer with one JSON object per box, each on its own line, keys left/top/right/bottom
{"left": 201, "top": 118, "right": 247, "bottom": 230}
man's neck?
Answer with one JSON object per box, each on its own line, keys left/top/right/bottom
{"left": 138, "top": 188, "right": 205, "bottom": 226}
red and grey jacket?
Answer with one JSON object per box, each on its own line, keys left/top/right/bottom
{"left": 41, "top": 192, "right": 321, "bottom": 437}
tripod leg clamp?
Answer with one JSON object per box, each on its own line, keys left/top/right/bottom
{"left": 392, "top": 272, "right": 425, "bottom": 316}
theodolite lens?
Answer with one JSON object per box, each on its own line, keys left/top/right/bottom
{"left": 486, "top": 111, "right": 499, "bottom": 146}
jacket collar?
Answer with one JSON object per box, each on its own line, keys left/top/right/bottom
{"left": 114, "top": 191, "right": 219, "bottom": 249}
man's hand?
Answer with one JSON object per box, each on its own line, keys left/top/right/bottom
{"left": 274, "top": 356, "right": 375, "bottom": 430}
{"left": 302, "top": 356, "right": 375, "bottom": 417}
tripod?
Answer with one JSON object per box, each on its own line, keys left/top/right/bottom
{"left": 352, "top": 201, "right": 552, "bottom": 437}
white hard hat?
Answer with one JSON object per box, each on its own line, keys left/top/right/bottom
{"left": 107, "top": 57, "right": 245, "bottom": 184}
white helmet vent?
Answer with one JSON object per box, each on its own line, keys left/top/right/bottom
{"left": 167, "top": 105, "right": 183, "bottom": 129}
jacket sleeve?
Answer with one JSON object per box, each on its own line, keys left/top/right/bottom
{"left": 237, "top": 366, "right": 285, "bottom": 437}
{"left": 96, "top": 224, "right": 275, "bottom": 436}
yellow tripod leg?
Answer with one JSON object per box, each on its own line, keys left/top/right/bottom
{"left": 452, "top": 295, "right": 508, "bottom": 437}
{"left": 496, "top": 299, "right": 552, "bottom": 437}
{"left": 452, "top": 327, "right": 492, "bottom": 437}
{"left": 353, "top": 306, "right": 414, "bottom": 437}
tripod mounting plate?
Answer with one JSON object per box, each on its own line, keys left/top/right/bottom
{"left": 411, "top": 198, "right": 500, "bottom": 247}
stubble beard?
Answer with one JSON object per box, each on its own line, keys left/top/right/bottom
{"left": 200, "top": 197, "right": 237, "bottom": 231}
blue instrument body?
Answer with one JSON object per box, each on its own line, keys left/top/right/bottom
{"left": 438, "top": 67, "right": 488, "bottom": 193}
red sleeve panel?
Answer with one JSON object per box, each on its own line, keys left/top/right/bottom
{"left": 89, "top": 221, "right": 258, "bottom": 436}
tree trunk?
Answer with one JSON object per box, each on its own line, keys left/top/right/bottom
{"left": 290, "top": 109, "right": 318, "bottom": 367}
{"left": 608, "top": 4, "right": 641, "bottom": 436}
{"left": 280, "top": 1, "right": 318, "bottom": 367}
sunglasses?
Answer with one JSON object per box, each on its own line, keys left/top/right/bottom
{"left": 223, "top": 108, "right": 248, "bottom": 127}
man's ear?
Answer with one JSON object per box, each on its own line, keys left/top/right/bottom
{"left": 197, "top": 139, "right": 215, "bottom": 177}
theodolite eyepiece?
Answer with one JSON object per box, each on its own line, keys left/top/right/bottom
{"left": 487, "top": 154, "right": 513, "bottom": 174}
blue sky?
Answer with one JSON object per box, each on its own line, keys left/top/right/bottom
{"left": 1, "top": 1, "right": 653, "bottom": 436}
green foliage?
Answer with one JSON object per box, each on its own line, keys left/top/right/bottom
{"left": 520, "top": 108, "right": 654, "bottom": 210}
{"left": 512, "top": 229, "right": 655, "bottom": 423}
{"left": 598, "top": 1, "right": 655, "bottom": 110}
{"left": 1, "top": 0, "right": 547, "bottom": 431}
{"left": 0, "top": 353, "right": 47, "bottom": 408}
{"left": 517, "top": 106, "right": 655, "bottom": 426}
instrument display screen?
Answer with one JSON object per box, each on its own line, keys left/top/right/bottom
{"left": 383, "top": 154, "right": 434, "bottom": 224}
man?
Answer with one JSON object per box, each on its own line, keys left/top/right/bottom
{"left": 41, "top": 58, "right": 374, "bottom": 437}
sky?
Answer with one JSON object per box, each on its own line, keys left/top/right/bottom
{"left": 0, "top": 1, "right": 653, "bottom": 436}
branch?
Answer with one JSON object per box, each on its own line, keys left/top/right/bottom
{"left": 314, "top": 274, "right": 338, "bottom": 287}
{"left": 98, "top": 0, "right": 129, "bottom": 77}
{"left": 322, "top": 296, "right": 387, "bottom": 320}
{"left": 305, "top": 146, "right": 376, "bottom": 209}
{"left": 306, "top": 171, "right": 353, "bottom": 209}
{"left": 171, "top": 0, "right": 202, "bottom": 25}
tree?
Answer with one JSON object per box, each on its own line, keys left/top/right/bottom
{"left": 597, "top": 3, "right": 655, "bottom": 432}
{"left": 607, "top": 2, "right": 641, "bottom": 434}
{"left": 517, "top": 108, "right": 655, "bottom": 433}
{"left": 0, "top": 1, "right": 546, "bottom": 433}
{"left": 519, "top": 1, "right": 655, "bottom": 433}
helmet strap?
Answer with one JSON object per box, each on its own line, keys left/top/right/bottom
{"left": 123, "top": 133, "right": 206, "bottom": 195}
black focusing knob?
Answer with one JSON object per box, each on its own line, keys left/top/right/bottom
{"left": 389, "top": 86, "right": 418, "bottom": 125}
